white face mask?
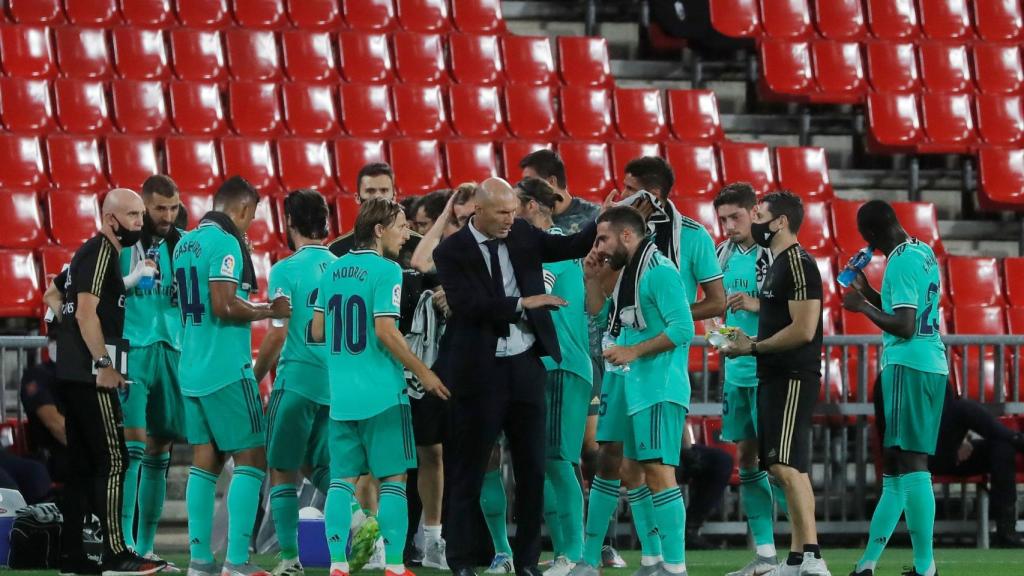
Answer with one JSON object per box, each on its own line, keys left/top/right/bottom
{"left": 46, "top": 341, "right": 57, "bottom": 363}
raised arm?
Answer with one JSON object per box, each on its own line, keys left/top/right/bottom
{"left": 539, "top": 220, "right": 598, "bottom": 263}
{"left": 411, "top": 195, "right": 456, "bottom": 274}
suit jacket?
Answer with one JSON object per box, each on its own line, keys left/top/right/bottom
{"left": 434, "top": 218, "right": 597, "bottom": 392}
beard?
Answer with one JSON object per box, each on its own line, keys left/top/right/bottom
{"left": 607, "top": 246, "right": 629, "bottom": 270}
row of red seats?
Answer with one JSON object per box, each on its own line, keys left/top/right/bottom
{"left": 712, "top": 0, "right": 1024, "bottom": 43}
{"left": 5, "top": 0, "right": 504, "bottom": 33}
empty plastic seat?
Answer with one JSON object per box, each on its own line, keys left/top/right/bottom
{"left": 335, "top": 139, "right": 387, "bottom": 193}
{"left": 227, "top": 82, "right": 282, "bottom": 137}
{"left": 891, "top": 201, "right": 946, "bottom": 256}
{"left": 1008, "top": 306, "right": 1024, "bottom": 333}
{"left": 111, "top": 29, "right": 168, "bottom": 82}
{"left": 342, "top": 0, "right": 396, "bottom": 31}
{"left": 973, "top": 43, "right": 1024, "bottom": 95}
{"left": 794, "top": 201, "right": 834, "bottom": 254}
{"left": 452, "top": 0, "right": 505, "bottom": 33}
{"left": 611, "top": 142, "right": 661, "bottom": 190}
{"left": 282, "top": 31, "right": 338, "bottom": 83}
{"left": 121, "top": 0, "right": 174, "bottom": 26}
{"left": 250, "top": 251, "right": 272, "bottom": 301}
{"left": 667, "top": 90, "right": 723, "bottom": 142}
{"left": 286, "top": 0, "right": 342, "bottom": 29}
{"left": 1004, "top": 258, "right": 1024, "bottom": 307}
{"left": 502, "top": 36, "right": 556, "bottom": 86}
{"left": 831, "top": 199, "right": 864, "bottom": 253}
{"left": 220, "top": 137, "right": 280, "bottom": 194}
{"left": 709, "top": 0, "right": 761, "bottom": 38}
{"left": 978, "top": 146, "right": 1024, "bottom": 204}
{"left": 504, "top": 84, "right": 558, "bottom": 140}
{"left": 55, "top": 27, "right": 111, "bottom": 79}
{"left": 335, "top": 195, "right": 359, "bottom": 233}
{"left": 919, "top": 0, "right": 973, "bottom": 40}
{"left": 176, "top": 0, "right": 232, "bottom": 28}
{"left": 953, "top": 304, "right": 1007, "bottom": 333}
{"left": 0, "top": 134, "right": 46, "bottom": 190}
{"left": 0, "top": 26, "right": 55, "bottom": 79}
{"left": 813, "top": 0, "right": 866, "bottom": 40}
{"left": 614, "top": 88, "right": 668, "bottom": 141}
{"left": 975, "top": 94, "right": 1024, "bottom": 146}
{"left": 866, "top": 92, "right": 923, "bottom": 151}
{"left": 282, "top": 83, "right": 340, "bottom": 137}
{"left": 277, "top": 139, "right": 339, "bottom": 195}
{"left": 560, "top": 86, "right": 614, "bottom": 140}
{"left": 866, "top": 41, "right": 919, "bottom": 93}
{"left": 338, "top": 32, "right": 393, "bottom": 83}
{"left": 948, "top": 256, "right": 1005, "bottom": 306}
{"left": 10, "top": 0, "right": 64, "bottom": 24}
{"left": 47, "top": 191, "right": 101, "bottom": 247}
{"left": 811, "top": 40, "right": 867, "bottom": 104}
{"left": 393, "top": 32, "right": 448, "bottom": 84}
{"left": 170, "top": 29, "right": 227, "bottom": 82}
{"left": 54, "top": 79, "right": 111, "bottom": 134}
{"left": 246, "top": 200, "right": 280, "bottom": 249}
{"left": 388, "top": 139, "right": 445, "bottom": 195}
{"left": 179, "top": 192, "right": 212, "bottom": 224}
{"left": 919, "top": 92, "right": 976, "bottom": 153}
{"left": 40, "top": 244, "right": 75, "bottom": 281}
{"left": 393, "top": 84, "right": 450, "bottom": 138}
{"left": 166, "top": 137, "right": 222, "bottom": 193}
{"left": 919, "top": 42, "right": 972, "bottom": 93}
{"left": 762, "top": 0, "right": 813, "bottom": 39}
{"left": 169, "top": 81, "right": 226, "bottom": 136}
{"left": 558, "top": 141, "right": 612, "bottom": 201}
{"left": 105, "top": 135, "right": 160, "bottom": 189}
{"left": 866, "top": 0, "right": 920, "bottom": 40}
{"left": 718, "top": 141, "right": 774, "bottom": 195}
{"left": 446, "top": 140, "right": 498, "bottom": 186}
{"left": 0, "top": 250, "right": 41, "bottom": 317}
{"left": 396, "top": 0, "right": 450, "bottom": 32}
{"left": 501, "top": 140, "right": 553, "bottom": 182}
{"left": 974, "top": 0, "right": 1024, "bottom": 42}
{"left": 233, "top": 0, "right": 287, "bottom": 29}
{"left": 0, "top": 191, "right": 46, "bottom": 248}
{"left": 449, "top": 33, "right": 503, "bottom": 85}
{"left": 449, "top": 84, "right": 507, "bottom": 139}
{"left": 815, "top": 256, "right": 839, "bottom": 309}
{"left": 46, "top": 134, "right": 107, "bottom": 190}
{"left": 0, "top": 78, "right": 54, "bottom": 133}
{"left": 557, "top": 37, "right": 613, "bottom": 87}
{"left": 111, "top": 80, "right": 170, "bottom": 134}
{"left": 774, "top": 146, "right": 833, "bottom": 199}
{"left": 759, "top": 40, "right": 814, "bottom": 97}
{"left": 226, "top": 30, "right": 281, "bottom": 81}
{"left": 665, "top": 143, "right": 720, "bottom": 197}
{"left": 339, "top": 83, "right": 395, "bottom": 137}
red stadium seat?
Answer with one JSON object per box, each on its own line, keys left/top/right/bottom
{"left": 339, "top": 83, "right": 395, "bottom": 138}
{"left": 169, "top": 81, "right": 227, "bottom": 136}
{"left": 396, "top": 0, "right": 450, "bottom": 33}
{"left": 220, "top": 137, "right": 281, "bottom": 194}
{"left": 866, "top": 41, "right": 920, "bottom": 93}
{"left": 840, "top": 308, "right": 881, "bottom": 401}
{"left": 978, "top": 146, "right": 1024, "bottom": 204}
{"left": 973, "top": 44, "right": 1024, "bottom": 95}
{"left": 974, "top": 0, "right": 1024, "bottom": 42}
{"left": 918, "top": 42, "right": 972, "bottom": 93}
{"left": 66, "top": 0, "right": 121, "bottom": 24}
{"left": 105, "top": 135, "right": 159, "bottom": 189}
{"left": 866, "top": 0, "right": 920, "bottom": 40}
{"left": 446, "top": 141, "right": 498, "bottom": 187}
{"left": 9, "top": 0, "right": 64, "bottom": 24}
{"left": 286, "top": 0, "right": 342, "bottom": 30}
{"left": 0, "top": 134, "right": 46, "bottom": 190}
{"left": 952, "top": 306, "right": 1008, "bottom": 398}
{"left": 812, "top": 0, "right": 866, "bottom": 40}
{"left": 282, "top": 31, "right": 338, "bottom": 83}
{"left": 179, "top": 192, "right": 212, "bottom": 224}
{"left": 709, "top": 0, "right": 761, "bottom": 38}
{"left": 1004, "top": 258, "right": 1024, "bottom": 307}
{"left": 233, "top": 0, "right": 287, "bottom": 29}
{"left": 121, "top": 0, "right": 174, "bottom": 27}
{"left": 170, "top": 30, "right": 227, "bottom": 82}
{"left": 667, "top": 90, "right": 723, "bottom": 142}
{"left": 761, "top": 0, "right": 813, "bottom": 40}
{"left": 759, "top": 40, "right": 814, "bottom": 98}
{"left": 282, "top": 83, "right": 340, "bottom": 137}
{"left": 276, "top": 139, "right": 339, "bottom": 195}
{"left": 388, "top": 139, "right": 445, "bottom": 195}
{"left": 664, "top": 143, "right": 720, "bottom": 197}
{"left": 866, "top": 92, "right": 923, "bottom": 151}
{"left": 560, "top": 86, "right": 614, "bottom": 140}
{"left": 335, "top": 194, "right": 359, "bottom": 233}
{"left": 247, "top": 199, "right": 280, "bottom": 249}
{"left": 393, "top": 84, "right": 450, "bottom": 138}
{"left": 451, "top": 0, "right": 505, "bottom": 33}
{"left": 811, "top": 40, "right": 867, "bottom": 104}
{"left": 614, "top": 88, "right": 668, "bottom": 141}
{"left": 449, "top": 84, "right": 507, "bottom": 139}
{"left": 111, "top": 80, "right": 170, "bottom": 134}
{"left": 0, "top": 191, "right": 45, "bottom": 249}
{"left": 947, "top": 256, "right": 1005, "bottom": 307}
{"left": 891, "top": 201, "right": 946, "bottom": 256}
{"left": 831, "top": 199, "right": 865, "bottom": 253}
{"left": 226, "top": 30, "right": 281, "bottom": 82}
{"left": 47, "top": 191, "right": 101, "bottom": 247}
{"left": 393, "top": 32, "right": 448, "bottom": 85}
{"left": 55, "top": 27, "right": 111, "bottom": 79}
{"left": 54, "top": 79, "right": 111, "bottom": 134}
{"left": 919, "top": 0, "right": 973, "bottom": 40}
{"left": 718, "top": 141, "right": 774, "bottom": 195}
{"left": 342, "top": 0, "right": 396, "bottom": 31}
{"left": 338, "top": 32, "right": 393, "bottom": 83}
{"left": 449, "top": 33, "right": 503, "bottom": 85}
{"left": 40, "top": 244, "right": 75, "bottom": 281}
{"left": 112, "top": 29, "right": 168, "bottom": 80}
{"left": 501, "top": 140, "right": 553, "bottom": 182}
{"left": 501, "top": 36, "right": 556, "bottom": 86}
{"left": 673, "top": 198, "right": 722, "bottom": 240}
{"left": 611, "top": 142, "right": 662, "bottom": 190}
{"left": 0, "top": 250, "right": 41, "bottom": 317}
{"left": 0, "top": 26, "right": 55, "bottom": 79}
{"left": 919, "top": 92, "right": 976, "bottom": 153}
{"left": 504, "top": 85, "right": 558, "bottom": 140}
{"left": 166, "top": 136, "right": 223, "bottom": 193}
{"left": 815, "top": 256, "right": 839, "bottom": 309}
{"left": 334, "top": 139, "right": 387, "bottom": 193}
{"left": 557, "top": 37, "right": 613, "bottom": 87}
{"left": 976, "top": 93, "right": 1024, "bottom": 145}
{"left": 228, "top": 82, "right": 282, "bottom": 137}
{"left": 250, "top": 251, "right": 272, "bottom": 302}
{"left": 558, "top": 141, "right": 612, "bottom": 201}
{"left": 46, "top": 134, "right": 107, "bottom": 190}
{"left": 176, "top": 0, "right": 232, "bottom": 28}
{"left": 774, "top": 146, "right": 833, "bottom": 199}
{"left": 797, "top": 201, "right": 835, "bottom": 255}
{"left": 0, "top": 78, "right": 54, "bottom": 133}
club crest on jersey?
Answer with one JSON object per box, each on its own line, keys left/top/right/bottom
{"left": 221, "top": 254, "right": 235, "bottom": 276}
{"left": 392, "top": 284, "right": 401, "bottom": 307}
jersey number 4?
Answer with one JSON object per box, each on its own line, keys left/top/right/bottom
{"left": 326, "top": 294, "right": 368, "bottom": 354}
{"left": 176, "top": 266, "right": 206, "bottom": 324}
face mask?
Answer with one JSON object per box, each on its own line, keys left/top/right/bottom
{"left": 751, "top": 217, "right": 781, "bottom": 248}
{"left": 113, "top": 215, "right": 142, "bottom": 247}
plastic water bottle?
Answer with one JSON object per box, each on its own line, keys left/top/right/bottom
{"left": 837, "top": 247, "right": 873, "bottom": 288}
{"left": 602, "top": 332, "right": 630, "bottom": 374}
{"left": 137, "top": 245, "right": 160, "bottom": 290}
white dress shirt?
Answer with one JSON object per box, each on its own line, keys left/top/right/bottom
{"left": 468, "top": 218, "right": 535, "bottom": 357}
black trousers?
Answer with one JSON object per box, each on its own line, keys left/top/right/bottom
{"left": 445, "top": 350, "right": 547, "bottom": 571}
{"left": 0, "top": 449, "right": 53, "bottom": 504}
{"left": 677, "top": 445, "right": 735, "bottom": 530}
{"left": 57, "top": 382, "right": 129, "bottom": 560}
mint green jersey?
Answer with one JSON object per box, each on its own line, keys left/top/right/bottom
{"left": 173, "top": 223, "right": 254, "bottom": 396}
{"left": 268, "top": 244, "right": 336, "bottom": 405}
{"left": 541, "top": 228, "right": 593, "bottom": 384}
{"left": 881, "top": 239, "right": 948, "bottom": 375}
{"left": 121, "top": 233, "right": 183, "bottom": 350}
{"left": 717, "top": 241, "right": 772, "bottom": 388}
{"left": 317, "top": 249, "right": 408, "bottom": 421}
{"left": 678, "top": 216, "right": 723, "bottom": 305}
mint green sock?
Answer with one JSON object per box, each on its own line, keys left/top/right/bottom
{"left": 325, "top": 480, "right": 356, "bottom": 563}
{"left": 480, "top": 470, "right": 513, "bottom": 556}
{"left": 652, "top": 487, "right": 686, "bottom": 566}
{"left": 627, "top": 485, "right": 662, "bottom": 558}
{"left": 856, "top": 475, "right": 903, "bottom": 572}
{"left": 547, "top": 460, "right": 584, "bottom": 562}
{"left": 121, "top": 440, "right": 145, "bottom": 549}
{"left": 310, "top": 466, "right": 330, "bottom": 495}
{"left": 739, "top": 468, "right": 775, "bottom": 548}
{"left": 582, "top": 476, "right": 620, "bottom": 566}
{"left": 379, "top": 482, "right": 409, "bottom": 565}
{"left": 226, "top": 466, "right": 266, "bottom": 565}
{"left": 135, "top": 452, "right": 170, "bottom": 556}
{"left": 770, "top": 477, "right": 789, "bottom": 517}
{"left": 270, "top": 484, "right": 300, "bottom": 560}
{"left": 544, "top": 477, "right": 565, "bottom": 557}
{"left": 902, "top": 471, "right": 936, "bottom": 576}
{"left": 186, "top": 466, "right": 219, "bottom": 563}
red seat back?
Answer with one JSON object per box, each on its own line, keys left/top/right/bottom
{"left": 0, "top": 78, "right": 55, "bottom": 133}
{"left": 718, "top": 141, "right": 774, "bottom": 194}
{"left": 557, "top": 37, "right": 613, "bottom": 87}
{"left": 558, "top": 141, "right": 612, "bottom": 201}
{"left": 111, "top": 80, "right": 171, "bottom": 134}
{"left": 47, "top": 191, "right": 101, "bottom": 247}
{"left": 502, "top": 36, "right": 556, "bottom": 86}
{"left": 665, "top": 143, "right": 721, "bottom": 197}
{"left": 446, "top": 141, "right": 498, "bottom": 187}
{"left": 112, "top": 28, "right": 169, "bottom": 81}
{"left": 613, "top": 88, "right": 668, "bottom": 141}
{"left": 0, "top": 250, "right": 41, "bottom": 318}
{"left": 449, "top": 33, "right": 503, "bottom": 85}
{"left": 948, "top": 256, "right": 1005, "bottom": 307}
{"left": 282, "top": 31, "right": 339, "bottom": 83}
{"left": 667, "top": 89, "right": 723, "bottom": 142}
{"left": 813, "top": 0, "right": 866, "bottom": 40}
{"left": 221, "top": 137, "right": 281, "bottom": 195}
{"left": 282, "top": 83, "right": 341, "bottom": 137}
{"left": 393, "top": 84, "right": 451, "bottom": 138}
{"left": 170, "top": 29, "right": 227, "bottom": 82}
{"left": 169, "top": 81, "right": 228, "bottom": 136}
{"left": 0, "top": 191, "right": 46, "bottom": 249}
{"left": 393, "top": 32, "right": 448, "bottom": 85}
{"left": 774, "top": 146, "right": 834, "bottom": 199}
{"left": 338, "top": 32, "right": 394, "bottom": 83}
{"left": 46, "top": 134, "right": 108, "bottom": 191}
{"left": 388, "top": 139, "right": 445, "bottom": 195}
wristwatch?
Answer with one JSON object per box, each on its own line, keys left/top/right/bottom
{"left": 93, "top": 355, "right": 113, "bottom": 370}
{"left": 750, "top": 342, "right": 759, "bottom": 357}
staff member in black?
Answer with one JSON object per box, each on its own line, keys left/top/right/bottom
{"left": 44, "top": 188, "right": 166, "bottom": 576}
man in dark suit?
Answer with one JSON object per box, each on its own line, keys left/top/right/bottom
{"left": 434, "top": 178, "right": 599, "bottom": 576}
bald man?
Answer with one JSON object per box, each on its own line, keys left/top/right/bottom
{"left": 48, "top": 188, "right": 167, "bottom": 575}
{"left": 433, "top": 179, "right": 600, "bottom": 576}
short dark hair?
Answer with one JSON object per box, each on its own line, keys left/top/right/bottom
{"left": 357, "top": 162, "right": 394, "bottom": 192}
{"left": 214, "top": 175, "right": 259, "bottom": 210}
{"left": 418, "top": 190, "right": 451, "bottom": 222}
{"left": 760, "top": 191, "right": 804, "bottom": 234}
{"left": 519, "top": 149, "right": 566, "bottom": 190}
{"left": 400, "top": 196, "right": 420, "bottom": 217}
{"left": 141, "top": 174, "right": 178, "bottom": 199}
{"left": 515, "top": 178, "right": 560, "bottom": 211}
{"left": 856, "top": 199, "right": 900, "bottom": 234}
{"left": 624, "top": 156, "right": 674, "bottom": 197}
{"left": 354, "top": 197, "right": 403, "bottom": 249}
{"left": 597, "top": 205, "right": 647, "bottom": 235}
{"left": 713, "top": 182, "right": 757, "bottom": 210}
{"left": 284, "top": 189, "right": 329, "bottom": 240}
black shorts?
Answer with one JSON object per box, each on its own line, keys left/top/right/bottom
{"left": 757, "top": 373, "right": 819, "bottom": 473}
{"left": 411, "top": 392, "right": 450, "bottom": 446}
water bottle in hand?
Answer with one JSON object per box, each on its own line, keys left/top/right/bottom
{"left": 837, "top": 247, "right": 873, "bottom": 288}
{"left": 137, "top": 246, "right": 160, "bottom": 290}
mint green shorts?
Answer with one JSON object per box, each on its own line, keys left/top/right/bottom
{"left": 184, "top": 378, "right": 266, "bottom": 453}
{"left": 546, "top": 370, "right": 591, "bottom": 463}
{"left": 329, "top": 403, "right": 416, "bottom": 480}
{"left": 624, "top": 401, "right": 686, "bottom": 466}
{"left": 266, "top": 388, "right": 330, "bottom": 471}
{"left": 122, "top": 343, "right": 186, "bottom": 440}
{"left": 721, "top": 385, "right": 758, "bottom": 443}
{"left": 880, "top": 364, "right": 947, "bottom": 455}
{"left": 595, "top": 371, "right": 627, "bottom": 443}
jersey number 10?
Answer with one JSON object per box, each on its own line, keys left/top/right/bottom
{"left": 326, "top": 294, "right": 368, "bottom": 354}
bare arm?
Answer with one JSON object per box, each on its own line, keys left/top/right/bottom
{"left": 253, "top": 321, "right": 287, "bottom": 383}
{"left": 690, "top": 277, "right": 726, "bottom": 321}
{"left": 855, "top": 302, "right": 916, "bottom": 340}
{"left": 411, "top": 197, "right": 455, "bottom": 274}
{"left": 310, "top": 310, "right": 325, "bottom": 343}
{"left": 35, "top": 405, "right": 66, "bottom": 446}
{"left": 375, "top": 317, "right": 450, "bottom": 399}
{"left": 209, "top": 281, "right": 290, "bottom": 323}
{"left": 755, "top": 299, "right": 821, "bottom": 354}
